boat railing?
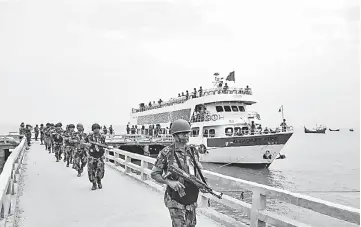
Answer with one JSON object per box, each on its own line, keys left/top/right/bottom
{"left": 132, "top": 86, "right": 253, "bottom": 113}
{"left": 0, "top": 138, "right": 27, "bottom": 224}
{"left": 104, "top": 147, "right": 360, "bottom": 227}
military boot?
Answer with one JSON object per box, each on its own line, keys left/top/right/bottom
{"left": 97, "top": 180, "right": 102, "bottom": 189}
{"left": 91, "top": 182, "right": 97, "bottom": 190}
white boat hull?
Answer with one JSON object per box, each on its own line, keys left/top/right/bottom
{"left": 199, "top": 144, "right": 284, "bottom": 167}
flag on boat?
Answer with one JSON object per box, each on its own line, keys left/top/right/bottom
{"left": 226, "top": 71, "right": 235, "bottom": 82}
{"left": 278, "top": 105, "right": 283, "bottom": 112}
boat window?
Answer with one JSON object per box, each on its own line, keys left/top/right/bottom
{"left": 225, "top": 127, "right": 233, "bottom": 136}
{"left": 238, "top": 106, "right": 245, "bottom": 112}
{"left": 215, "top": 106, "right": 224, "bottom": 112}
{"left": 224, "top": 106, "right": 231, "bottom": 112}
{"left": 191, "top": 127, "right": 200, "bottom": 137}
{"left": 209, "top": 129, "right": 216, "bottom": 137}
{"left": 203, "top": 129, "right": 208, "bottom": 138}
{"left": 231, "top": 106, "right": 239, "bottom": 112}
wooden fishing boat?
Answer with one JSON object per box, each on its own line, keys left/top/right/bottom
{"left": 329, "top": 128, "right": 340, "bottom": 132}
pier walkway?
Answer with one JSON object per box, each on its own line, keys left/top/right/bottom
{"left": 0, "top": 137, "right": 359, "bottom": 227}
{"left": 11, "top": 141, "right": 220, "bottom": 227}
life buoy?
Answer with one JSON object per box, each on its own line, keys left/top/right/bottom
{"left": 211, "top": 114, "right": 218, "bottom": 121}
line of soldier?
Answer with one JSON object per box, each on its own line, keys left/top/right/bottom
{"left": 38, "top": 122, "right": 107, "bottom": 191}
{"left": 21, "top": 119, "right": 208, "bottom": 226}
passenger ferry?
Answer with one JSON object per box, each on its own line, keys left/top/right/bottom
{"left": 127, "top": 74, "right": 293, "bottom": 168}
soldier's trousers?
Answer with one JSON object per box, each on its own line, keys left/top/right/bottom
{"left": 168, "top": 207, "right": 197, "bottom": 227}
{"left": 45, "top": 137, "right": 51, "bottom": 151}
{"left": 87, "top": 156, "right": 104, "bottom": 183}
{"left": 64, "top": 146, "right": 75, "bottom": 166}
{"left": 53, "top": 145, "right": 63, "bottom": 161}
{"left": 73, "top": 149, "right": 87, "bottom": 174}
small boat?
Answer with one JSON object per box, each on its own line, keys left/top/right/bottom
{"left": 329, "top": 128, "right": 340, "bottom": 132}
{"left": 350, "top": 129, "right": 354, "bottom": 132}
{"left": 304, "top": 126, "right": 326, "bottom": 134}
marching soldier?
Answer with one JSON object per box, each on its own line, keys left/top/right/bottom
{"left": 19, "top": 122, "right": 26, "bottom": 140}
{"left": 34, "top": 124, "right": 39, "bottom": 141}
{"left": 40, "top": 124, "right": 44, "bottom": 145}
{"left": 25, "top": 124, "right": 32, "bottom": 146}
{"left": 52, "top": 123, "right": 64, "bottom": 162}
{"left": 73, "top": 123, "right": 88, "bottom": 177}
{"left": 151, "top": 119, "right": 206, "bottom": 227}
{"left": 49, "top": 123, "right": 55, "bottom": 153}
{"left": 85, "top": 123, "right": 106, "bottom": 190}
{"left": 63, "top": 124, "right": 77, "bottom": 167}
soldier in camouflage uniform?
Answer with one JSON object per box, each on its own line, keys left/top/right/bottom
{"left": 73, "top": 123, "right": 88, "bottom": 177}
{"left": 151, "top": 119, "right": 206, "bottom": 227}
{"left": 85, "top": 123, "right": 106, "bottom": 190}
{"left": 52, "top": 123, "right": 64, "bottom": 162}
{"left": 63, "top": 125, "right": 69, "bottom": 163}
{"left": 25, "top": 125, "right": 32, "bottom": 146}
{"left": 40, "top": 124, "right": 44, "bottom": 145}
{"left": 63, "top": 124, "right": 77, "bottom": 167}
{"left": 19, "top": 122, "right": 26, "bottom": 140}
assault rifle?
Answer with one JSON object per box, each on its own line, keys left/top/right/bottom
{"left": 165, "top": 165, "right": 223, "bottom": 199}
{"left": 80, "top": 141, "right": 111, "bottom": 149}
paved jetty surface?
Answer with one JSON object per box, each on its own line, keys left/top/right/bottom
{"left": 14, "top": 142, "right": 221, "bottom": 227}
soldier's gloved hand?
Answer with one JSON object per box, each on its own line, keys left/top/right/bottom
{"left": 167, "top": 180, "right": 185, "bottom": 192}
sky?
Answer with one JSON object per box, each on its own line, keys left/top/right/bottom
{"left": 0, "top": 0, "right": 359, "bottom": 130}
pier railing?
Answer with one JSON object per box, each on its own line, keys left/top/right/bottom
{"left": 104, "top": 147, "right": 360, "bottom": 227}
{"left": 0, "top": 138, "right": 26, "bottom": 226}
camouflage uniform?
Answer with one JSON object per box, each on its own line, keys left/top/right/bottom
{"left": 52, "top": 128, "right": 64, "bottom": 162}
{"left": 19, "top": 125, "right": 26, "bottom": 140}
{"left": 73, "top": 131, "right": 88, "bottom": 176}
{"left": 86, "top": 133, "right": 105, "bottom": 185}
{"left": 40, "top": 125, "right": 44, "bottom": 144}
{"left": 63, "top": 130, "right": 77, "bottom": 167}
{"left": 154, "top": 145, "right": 203, "bottom": 227}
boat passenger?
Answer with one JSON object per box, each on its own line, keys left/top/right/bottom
{"left": 223, "top": 83, "right": 229, "bottom": 93}
{"left": 280, "top": 119, "right": 287, "bottom": 132}
{"left": 199, "top": 86, "right": 203, "bottom": 97}
{"left": 186, "top": 90, "right": 189, "bottom": 100}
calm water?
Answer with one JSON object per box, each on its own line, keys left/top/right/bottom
{"left": 203, "top": 128, "right": 360, "bottom": 226}
{"left": 1, "top": 125, "right": 359, "bottom": 226}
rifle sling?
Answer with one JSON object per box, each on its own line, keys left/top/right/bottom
{"left": 188, "top": 147, "right": 208, "bottom": 185}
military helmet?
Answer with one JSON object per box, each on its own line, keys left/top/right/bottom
{"left": 68, "top": 124, "right": 75, "bottom": 129}
{"left": 92, "top": 123, "right": 101, "bottom": 131}
{"left": 76, "top": 123, "right": 83, "bottom": 128}
{"left": 46, "top": 123, "right": 50, "bottom": 126}
{"left": 55, "top": 123, "right": 62, "bottom": 127}
{"left": 170, "top": 119, "right": 191, "bottom": 135}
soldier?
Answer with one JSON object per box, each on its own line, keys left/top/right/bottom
{"left": 52, "top": 123, "right": 64, "bottom": 162}
{"left": 151, "top": 119, "right": 206, "bottom": 227}
{"left": 19, "top": 122, "right": 26, "bottom": 139}
{"left": 34, "top": 124, "right": 39, "bottom": 141}
{"left": 63, "top": 125, "right": 70, "bottom": 163}
{"left": 49, "top": 123, "right": 55, "bottom": 153}
{"left": 85, "top": 123, "right": 106, "bottom": 190}
{"left": 63, "top": 124, "right": 77, "bottom": 167}
{"left": 73, "top": 123, "right": 88, "bottom": 177}
{"left": 40, "top": 124, "right": 44, "bottom": 145}
{"left": 25, "top": 124, "right": 32, "bottom": 146}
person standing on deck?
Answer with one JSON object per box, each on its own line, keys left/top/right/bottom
{"left": 63, "top": 124, "right": 77, "bottom": 167}
{"left": 109, "top": 125, "right": 113, "bottom": 135}
{"left": 73, "top": 123, "right": 88, "bottom": 177}
{"left": 34, "top": 125, "right": 39, "bottom": 141}
{"left": 84, "top": 123, "right": 106, "bottom": 190}
{"left": 52, "top": 123, "right": 64, "bottom": 162}
{"left": 40, "top": 124, "right": 44, "bottom": 145}
{"left": 280, "top": 119, "right": 287, "bottom": 132}
{"left": 151, "top": 119, "right": 206, "bottom": 227}
{"left": 103, "top": 125, "right": 108, "bottom": 135}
